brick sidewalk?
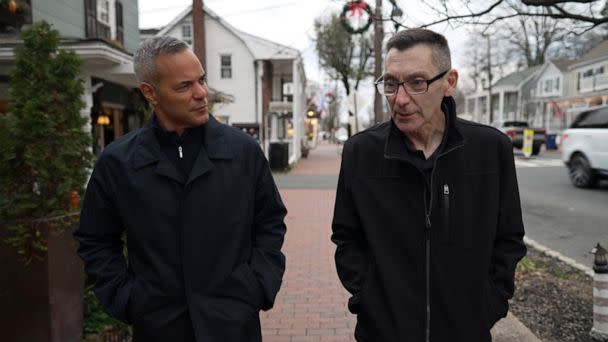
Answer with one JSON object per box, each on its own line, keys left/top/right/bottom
{"left": 261, "top": 189, "right": 354, "bottom": 342}
{"left": 262, "top": 141, "right": 354, "bottom": 341}
{"left": 289, "top": 141, "right": 342, "bottom": 176}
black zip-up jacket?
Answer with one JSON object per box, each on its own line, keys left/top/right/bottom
{"left": 331, "top": 97, "right": 526, "bottom": 342}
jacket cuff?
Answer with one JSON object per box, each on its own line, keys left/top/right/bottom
{"left": 486, "top": 282, "right": 509, "bottom": 329}
{"left": 348, "top": 293, "right": 361, "bottom": 314}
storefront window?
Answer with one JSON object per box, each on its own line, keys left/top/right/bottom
{"left": 0, "top": 0, "right": 32, "bottom": 33}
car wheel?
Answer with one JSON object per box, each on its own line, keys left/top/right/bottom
{"left": 569, "top": 154, "right": 596, "bottom": 188}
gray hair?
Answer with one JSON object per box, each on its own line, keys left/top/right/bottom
{"left": 386, "top": 28, "right": 452, "bottom": 72}
{"left": 133, "top": 36, "right": 189, "bottom": 85}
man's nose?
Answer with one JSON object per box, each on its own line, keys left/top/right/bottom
{"left": 193, "top": 82, "right": 207, "bottom": 100}
{"left": 394, "top": 84, "right": 412, "bottom": 104}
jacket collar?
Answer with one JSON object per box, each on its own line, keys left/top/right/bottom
{"left": 133, "top": 114, "right": 233, "bottom": 184}
{"left": 384, "top": 96, "right": 465, "bottom": 163}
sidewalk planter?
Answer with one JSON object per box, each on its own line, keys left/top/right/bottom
{"left": 0, "top": 214, "right": 84, "bottom": 342}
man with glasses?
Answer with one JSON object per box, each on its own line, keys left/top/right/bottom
{"left": 332, "top": 29, "right": 526, "bottom": 341}
{"left": 75, "top": 37, "right": 287, "bottom": 341}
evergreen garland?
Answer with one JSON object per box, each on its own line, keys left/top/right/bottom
{"left": 340, "top": 0, "right": 373, "bottom": 34}
{"left": 0, "top": 21, "right": 93, "bottom": 263}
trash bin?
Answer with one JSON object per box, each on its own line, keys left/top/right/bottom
{"left": 546, "top": 134, "right": 557, "bottom": 150}
{"left": 269, "top": 142, "right": 289, "bottom": 171}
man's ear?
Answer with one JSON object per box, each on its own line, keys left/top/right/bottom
{"left": 443, "top": 69, "right": 459, "bottom": 97}
{"left": 140, "top": 82, "right": 157, "bottom": 106}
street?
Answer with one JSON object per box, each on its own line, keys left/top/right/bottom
{"left": 515, "top": 152, "right": 608, "bottom": 267}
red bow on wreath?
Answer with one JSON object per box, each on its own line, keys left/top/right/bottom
{"left": 348, "top": 1, "right": 368, "bottom": 17}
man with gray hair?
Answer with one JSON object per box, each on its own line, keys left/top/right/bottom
{"left": 75, "top": 36, "right": 287, "bottom": 342}
{"left": 332, "top": 28, "right": 526, "bottom": 341}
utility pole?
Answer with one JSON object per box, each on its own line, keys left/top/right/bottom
{"left": 373, "top": 0, "right": 384, "bottom": 124}
{"left": 486, "top": 34, "right": 493, "bottom": 124}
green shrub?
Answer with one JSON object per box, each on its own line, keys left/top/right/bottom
{"left": 0, "top": 21, "right": 93, "bottom": 263}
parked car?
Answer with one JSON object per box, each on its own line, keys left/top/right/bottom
{"left": 561, "top": 106, "right": 608, "bottom": 188}
{"left": 492, "top": 120, "right": 546, "bottom": 155}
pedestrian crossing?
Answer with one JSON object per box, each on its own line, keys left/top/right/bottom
{"left": 514, "top": 157, "right": 564, "bottom": 168}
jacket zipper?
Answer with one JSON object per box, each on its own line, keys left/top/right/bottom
{"left": 178, "top": 146, "right": 183, "bottom": 159}
{"left": 443, "top": 184, "right": 450, "bottom": 236}
{"left": 424, "top": 163, "right": 437, "bottom": 342}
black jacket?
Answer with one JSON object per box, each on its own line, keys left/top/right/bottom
{"left": 74, "top": 115, "right": 287, "bottom": 342}
{"left": 332, "top": 97, "right": 526, "bottom": 342}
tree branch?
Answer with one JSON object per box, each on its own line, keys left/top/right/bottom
{"left": 522, "top": 0, "right": 595, "bottom": 5}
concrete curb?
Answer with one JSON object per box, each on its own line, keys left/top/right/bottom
{"left": 524, "top": 237, "right": 594, "bottom": 278}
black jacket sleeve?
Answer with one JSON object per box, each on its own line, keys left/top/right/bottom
{"left": 73, "top": 156, "right": 132, "bottom": 323}
{"left": 487, "top": 137, "right": 527, "bottom": 328}
{"left": 251, "top": 146, "right": 287, "bottom": 311}
{"left": 331, "top": 141, "right": 369, "bottom": 314}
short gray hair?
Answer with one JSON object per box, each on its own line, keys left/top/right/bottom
{"left": 386, "top": 29, "right": 452, "bottom": 72}
{"left": 133, "top": 36, "right": 189, "bottom": 85}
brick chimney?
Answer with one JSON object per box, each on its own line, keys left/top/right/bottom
{"left": 192, "top": 0, "right": 206, "bottom": 70}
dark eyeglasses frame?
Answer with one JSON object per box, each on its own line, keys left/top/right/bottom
{"left": 374, "top": 70, "right": 449, "bottom": 96}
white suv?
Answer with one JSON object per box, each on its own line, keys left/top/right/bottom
{"left": 561, "top": 106, "right": 608, "bottom": 188}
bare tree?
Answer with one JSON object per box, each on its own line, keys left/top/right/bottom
{"left": 497, "top": 5, "right": 567, "bottom": 67}
{"left": 391, "top": 0, "right": 608, "bottom": 34}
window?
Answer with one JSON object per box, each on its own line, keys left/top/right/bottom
{"left": 98, "top": 0, "right": 110, "bottom": 25}
{"left": 555, "top": 77, "right": 560, "bottom": 92}
{"left": 221, "top": 55, "right": 232, "bottom": 79}
{"left": 0, "top": 0, "right": 32, "bottom": 33}
{"left": 544, "top": 79, "right": 552, "bottom": 93}
{"left": 583, "top": 69, "right": 594, "bottom": 77}
{"left": 571, "top": 107, "right": 608, "bottom": 128}
{"left": 182, "top": 24, "right": 192, "bottom": 45}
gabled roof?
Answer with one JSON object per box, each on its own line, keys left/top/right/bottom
{"left": 493, "top": 64, "right": 543, "bottom": 88}
{"left": 534, "top": 59, "right": 574, "bottom": 79}
{"left": 156, "top": 4, "right": 299, "bottom": 61}
{"left": 569, "top": 40, "right": 608, "bottom": 69}
{"left": 550, "top": 59, "right": 574, "bottom": 72}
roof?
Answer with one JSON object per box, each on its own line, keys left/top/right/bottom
{"left": 156, "top": 4, "right": 300, "bottom": 61}
{"left": 493, "top": 64, "right": 543, "bottom": 88}
{"left": 550, "top": 59, "right": 574, "bottom": 72}
{"left": 569, "top": 40, "right": 608, "bottom": 69}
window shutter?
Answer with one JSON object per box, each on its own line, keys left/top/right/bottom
{"left": 85, "top": 0, "right": 98, "bottom": 38}
{"left": 115, "top": 1, "right": 124, "bottom": 45}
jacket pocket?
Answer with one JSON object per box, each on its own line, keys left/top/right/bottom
{"left": 348, "top": 261, "right": 375, "bottom": 314}
{"left": 126, "top": 278, "right": 139, "bottom": 324}
{"left": 485, "top": 277, "right": 508, "bottom": 329}
{"left": 204, "top": 263, "right": 263, "bottom": 322}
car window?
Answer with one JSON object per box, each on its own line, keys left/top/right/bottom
{"left": 571, "top": 107, "right": 608, "bottom": 128}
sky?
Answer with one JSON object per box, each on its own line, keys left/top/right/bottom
{"left": 138, "top": 0, "right": 471, "bottom": 83}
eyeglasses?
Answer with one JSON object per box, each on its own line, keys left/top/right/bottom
{"left": 374, "top": 70, "right": 449, "bottom": 96}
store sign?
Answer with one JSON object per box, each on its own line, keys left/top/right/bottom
{"left": 269, "top": 101, "right": 293, "bottom": 113}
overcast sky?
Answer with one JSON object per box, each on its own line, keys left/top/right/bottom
{"left": 138, "top": 0, "right": 471, "bottom": 84}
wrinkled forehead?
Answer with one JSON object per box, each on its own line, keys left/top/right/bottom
{"left": 384, "top": 45, "right": 438, "bottom": 79}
